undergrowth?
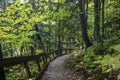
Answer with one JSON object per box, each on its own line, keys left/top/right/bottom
{"left": 66, "top": 36, "right": 120, "bottom": 80}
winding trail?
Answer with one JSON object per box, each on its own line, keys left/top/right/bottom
{"left": 42, "top": 55, "right": 80, "bottom": 80}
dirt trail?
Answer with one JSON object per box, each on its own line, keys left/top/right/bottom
{"left": 41, "top": 55, "right": 82, "bottom": 80}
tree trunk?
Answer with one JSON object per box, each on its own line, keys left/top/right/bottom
{"left": 94, "top": 0, "right": 101, "bottom": 44}
{"left": 79, "top": 0, "right": 92, "bottom": 48}
{"left": 57, "top": 0, "right": 62, "bottom": 54}
{"left": 102, "top": 0, "right": 105, "bottom": 39}
{"left": 48, "top": 19, "right": 51, "bottom": 52}
{"left": 101, "top": 0, "right": 105, "bottom": 46}
{"left": 58, "top": 20, "right": 62, "bottom": 54}
{"left": 85, "top": 0, "right": 89, "bottom": 21}
{"left": 0, "top": 44, "right": 5, "bottom": 80}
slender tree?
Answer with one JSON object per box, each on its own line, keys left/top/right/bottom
{"left": 57, "top": 0, "right": 62, "bottom": 54}
{"left": 94, "top": 0, "right": 101, "bottom": 44}
{"left": 0, "top": 44, "right": 5, "bottom": 80}
{"left": 102, "top": 0, "right": 105, "bottom": 37}
{"left": 79, "top": 0, "right": 92, "bottom": 48}
{"left": 101, "top": 0, "right": 105, "bottom": 46}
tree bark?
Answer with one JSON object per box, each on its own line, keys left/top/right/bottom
{"left": 101, "top": 0, "right": 105, "bottom": 46}
{"left": 57, "top": 0, "right": 62, "bottom": 54}
{"left": 58, "top": 20, "right": 62, "bottom": 54}
{"left": 79, "top": 0, "right": 92, "bottom": 48}
{"left": 0, "top": 44, "right": 5, "bottom": 80}
{"left": 94, "top": 0, "right": 101, "bottom": 44}
{"left": 102, "top": 0, "right": 105, "bottom": 39}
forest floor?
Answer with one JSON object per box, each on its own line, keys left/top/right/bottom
{"left": 41, "top": 55, "right": 82, "bottom": 80}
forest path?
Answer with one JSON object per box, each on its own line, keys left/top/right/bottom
{"left": 41, "top": 55, "right": 82, "bottom": 80}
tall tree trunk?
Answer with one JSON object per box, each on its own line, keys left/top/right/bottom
{"left": 0, "top": 44, "right": 5, "bottom": 80}
{"left": 48, "top": 19, "right": 51, "bottom": 52}
{"left": 85, "top": 0, "right": 89, "bottom": 21}
{"left": 79, "top": 0, "right": 92, "bottom": 49}
{"left": 101, "top": 0, "right": 105, "bottom": 46}
{"left": 94, "top": 0, "right": 101, "bottom": 44}
{"left": 57, "top": 0, "right": 62, "bottom": 54}
{"left": 58, "top": 20, "right": 62, "bottom": 54}
{"left": 102, "top": 0, "right": 105, "bottom": 38}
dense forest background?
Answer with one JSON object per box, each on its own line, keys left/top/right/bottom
{"left": 0, "top": 0, "right": 120, "bottom": 80}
